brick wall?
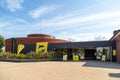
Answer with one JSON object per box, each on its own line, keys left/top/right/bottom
{"left": 16, "top": 38, "right": 69, "bottom": 44}
{"left": 5, "top": 34, "right": 69, "bottom": 52}
{"left": 5, "top": 39, "right": 13, "bottom": 52}
{"left": 115, "top": 34, "right": 120, "bottom": 63}
{"left": 27, "top": 34, "right": 52, "bottom": 39}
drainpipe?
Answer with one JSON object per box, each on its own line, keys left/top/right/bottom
{"left": 12, "top": 38, "right": 16, "bottom": 53}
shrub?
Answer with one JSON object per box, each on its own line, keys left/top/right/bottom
{"left": 0, "top": 52, "right": 15, "bottom": 59}
{"left": 26, "top": 51, "right": 40, "bottom": 59}
{"left": 26, "top": 51, "right": 56, "bottom": 59}
{"left": 0, "top": 51, "right": 56, "bottom": 60}
{"left": 15, "top": 54, "right": 27, "bottom": 59}
{"left": 26, "top": 52, "right": 55, "bottom": 59}
{"left": 54, "top": 52, "right": 63, "bottom": 59}
{"left": 45, "top": 51, "right": 55, "bottom": 59}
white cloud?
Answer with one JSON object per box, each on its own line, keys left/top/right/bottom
{"left": 0, "top": 0, "right": 24, "bottom": 12}
{"left": 37, "top": 11, "right": 120, "bottom": 34}
{"left": 94, "top": 36, "right": 107, "bottom": 41}
{"left": 14, "top": 18, "right": 28, "bottom": 24}
{"left": 42, "top": 11, "right": 120, "bottom": 26}
{"left": 0, "top": 17, "right": 29, "bottom": 38}
{"left": 0, "top": 22, "right": 9, "bottom": 28}
{"left": 36, "top": 11, "right": 120, "bottom": 41}
{"left": 29, "top": 6, "right": 57, "bottom": 18}
{"left": 55, "top": 32, "right": 112, "bottom": 42}
{"left": 0, "top": 13, "right": 116, "bottom": 41}
{"left": 1, "top": 0, "right": 120, "bottom": 42}
{"left": 1, "top": 7, "right": 120, "bottom": 41}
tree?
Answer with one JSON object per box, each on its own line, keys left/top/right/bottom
{"left": 0, "top": 35, "right": 5, "bottom": 52}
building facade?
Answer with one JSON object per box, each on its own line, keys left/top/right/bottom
{"left": 110, "top": 30, "right": 120, "bottom": 63}
{"left": 5, "top": 30, "right": 120, "bottom": 62}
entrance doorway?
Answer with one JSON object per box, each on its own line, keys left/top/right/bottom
{"left": 67, "top": 48, "right": 73, "bottom": 60}
{"left": 85, "top": 49, "right": 96, "bottom": 60}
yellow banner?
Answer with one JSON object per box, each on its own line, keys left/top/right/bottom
{"left": 36, "top": 42, "right": 48, "bottom": 53}
{"left": 101, "top": 55, "right": 106, "bottom": 61}
{"left": 63, "top": 55, "right": 67, "bottom": 61}
{"left": 17, "top": 44, "right": 25, "bottom": 54}
{"left": 113, "top": 50, "right": 116, "bottom": 56}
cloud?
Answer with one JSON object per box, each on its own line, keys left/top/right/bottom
{"left": 0, "top": 11, "right": 117, "bottom": 41}
{"left": 0, "top": 0, "right": 24, "bottom": 12}
{"left": 33, "top": 10, "right": 120, "bottom": 41}
{"left": 25, "top": 10, "right": 120, "bottom": 41}
{"left": 41, "top": 11, "right": 120, "bottom": 27}
{"left": 1, "top": 2, "right": 120, "bottom": 41}
{"left": 14, "top": 18, "right": 28, "bottom": 24}
{"left": 37, "top": 11, "right": 120, "bottom": 34}
{"left": 0, "top": 17, "right": 29, "bottom": 38}
{"left": 94, "top": 36, "right": 107, "bottom": 41}
{"left": 29, "top": 6, "right": 57, "bottom": 18}
{"left": 55, "top": 32, "right": 112, "bottom": 42}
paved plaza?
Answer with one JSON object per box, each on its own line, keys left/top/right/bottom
{"left": 0, "top": 61, "right": 120, "bottom": 80}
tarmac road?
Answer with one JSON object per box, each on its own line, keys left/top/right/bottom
{"left": 0, "top": 61, "right": 120, "bottom": 80}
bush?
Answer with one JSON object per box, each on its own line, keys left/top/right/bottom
{"left": 0, "top": 52, "right": 15, "bottom": 59}
{"left": 26, "top": 51, "right": 40, "bottom": 59}
{"left": 54, "top": 52, "right": 63, "bottom": 59}
{"left": 46, "top": 51, "right": 55, "bottom": 59}
{"left": 0, "top": 51, "right": 56, "bottom": 60}
{"left": 26, "top": 51, "right": 55, "bottom": 59}
{"left": 0, "top": 52, "right": 27, "bottom": 59}
{"left": 40, "top": 51, "right": 55, "bottom": 59}
{"left": 15, "top": 54, "right": 27, "bottom": 59}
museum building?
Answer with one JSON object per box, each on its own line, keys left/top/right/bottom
{"left": 5, "top": 30, "right": 120, "bottom": 63}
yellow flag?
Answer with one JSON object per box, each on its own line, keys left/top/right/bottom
{"left": 17, "top": 44, "right": 25, "bottom": 54}
{"left": 36, "top": 42, "right": 48, "bottom": 53}
{"left": 101, "top": 55, "right": 106, "bottom": 61}
{"left": 113, "top": 50, "right": 116, "bottom": 56}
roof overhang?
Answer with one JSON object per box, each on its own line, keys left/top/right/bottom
{"left": 110, "top": 32, "right": 120, "bottom": 41}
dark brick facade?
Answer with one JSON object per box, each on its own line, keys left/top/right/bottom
{"left": 5, "top": 39, "right": 13, "bottom": 52}
{"left": 5, "top": 32, "right": 120, "bottom": 62}
{"left": 27, "top": 34, "right": 52, "bottom": 39}
{"left": 114, "top": 34, "right": 120, "bottom": 63}
{"left": 5, "top": 34, "right": 69, "bottom": 52}
{"left": 16, "top": 38, "right": 69, "bottom": 44}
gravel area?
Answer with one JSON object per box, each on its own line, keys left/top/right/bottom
{"left": 0, "top": 61, "right": 120, "bottom": 80}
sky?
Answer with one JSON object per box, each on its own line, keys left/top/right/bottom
{"left": 0, "top": 0, "right": 120, "bottom": 41}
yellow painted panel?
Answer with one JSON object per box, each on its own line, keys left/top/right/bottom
{"left": 113, "top": 50, "right": 116, "bottom": 56}
{"left": 17, "top": 44, "right": 25, "bottom": 54}
{"left": 36, "top": 42, "right": 48, "bottom": 53}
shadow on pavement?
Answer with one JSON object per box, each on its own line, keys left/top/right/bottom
{"left": 82, "top": 60, "right": 120, "bottom": 69}
{"left": 109, "top": 73, "right": 120, "bottom": 78}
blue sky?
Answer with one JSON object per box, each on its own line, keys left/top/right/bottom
{"left": 0, "top": 0, "right": 120, "bottom": 41}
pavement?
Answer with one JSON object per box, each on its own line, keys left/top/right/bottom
{"left": 0, "top": 61, "right": 120, "bottom": 80}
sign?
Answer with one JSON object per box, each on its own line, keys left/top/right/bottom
{"left": 113, "top": 50, "right": 116, "bottom": 56}
{"left": 17, "top": 44, "right": 25, "bottom": 54}
{"left": 101, "top": 55, "right": 106, "bottom": 61}
{"left": 36, "top": 42, "right": 48, "bottom": 53}
{"left": 63, "top": 55, "right": 67, "bottom": 61}
{"left": 73, "top": 55, "right": 79, "bottom": 61}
